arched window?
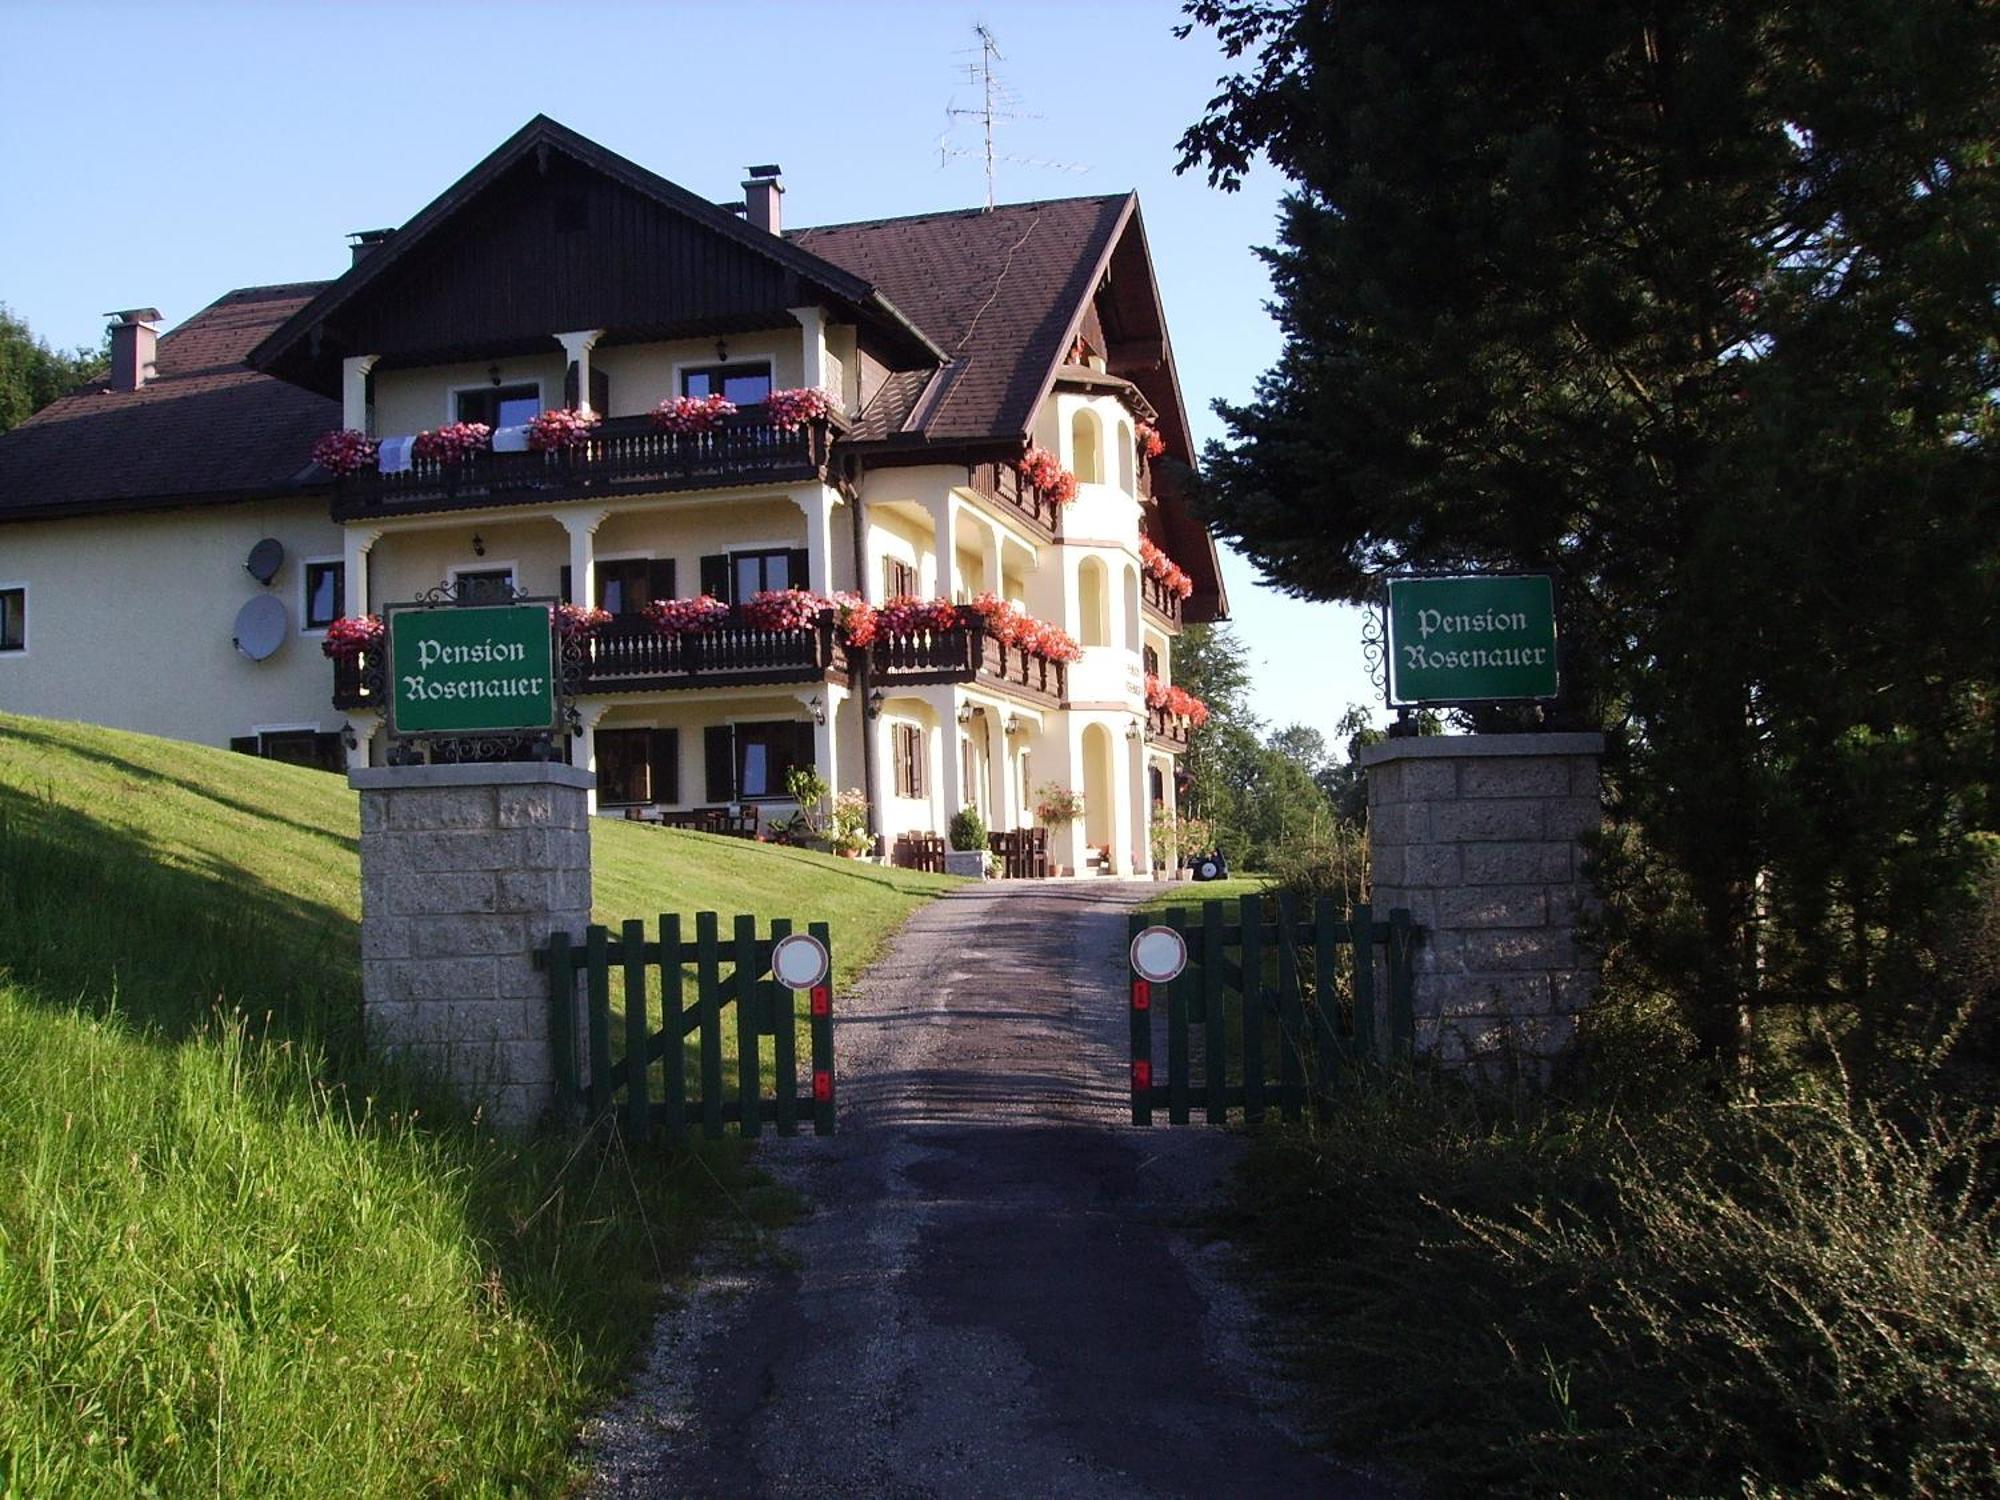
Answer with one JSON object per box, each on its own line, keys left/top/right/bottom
{"left": 1122, "top": 564, "right": 1141, "bottom": 652}
{"left": 1116, "top": 420, "right": 1135, "bottom": 495}
{"left": 1070, "top": 408, "right": 1103, "bottom": 485}
{"left": 1078, "top": 556, "right": 1110, "bottom": 647}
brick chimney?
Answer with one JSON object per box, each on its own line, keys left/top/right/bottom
{"left": 742, "top": 164, "right": 783, "bottom": 235}
{"left": 105, "top": 308, "right": 161, "bottom": 392}
{"left": 347, "top": 228, "right": 396, "bottom": 266}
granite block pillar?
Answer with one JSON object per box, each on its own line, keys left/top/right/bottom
{"left": 351, "top": 761, "right": 592, "bottom": 1132}
{"left": 1361, "top": 733, "right": 1604, "bottom": 1078}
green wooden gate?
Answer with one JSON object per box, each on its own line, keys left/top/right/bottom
{"left": 538, "top": 912, "right": 835, "bottom": 1140}
{"left": 1128, "top": 895, "right": 1419, "bottom": 1125}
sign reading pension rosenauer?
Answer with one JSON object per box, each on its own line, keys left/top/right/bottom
{"left": 387, "top": 602, "right": 559, "bottom": 737}
{"left": 1385, "top": 573, "right": 1560, "bottom": 706}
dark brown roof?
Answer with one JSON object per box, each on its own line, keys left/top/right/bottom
{"left": 793, "top": 194, "right": 1132, "bottom": 446}
{"left": 0, "top": 284, "right": 335, "bottom": 521}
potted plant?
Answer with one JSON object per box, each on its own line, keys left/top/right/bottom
{"left": 827, "top": 789, "right": 871, "bottom": 858}
{"left": 944, "top": 805, "right": 990, "bottom": 879}
{"left": 1033, "top": 781, "right": 1084, "bottom": 876}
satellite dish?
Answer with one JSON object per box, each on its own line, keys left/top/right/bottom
{"left": 233, "top": 595, "right": 288, "bottom": 661}
{"left": 246, "top": 538, "right": 284, "bottom": 584}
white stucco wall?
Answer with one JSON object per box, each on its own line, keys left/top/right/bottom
{"left": 0, "top": 498, "right": 346, "bottom": 745}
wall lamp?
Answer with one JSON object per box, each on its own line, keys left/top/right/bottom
{"left": 471, "top": 533, "right": 486, "bottom": 557}
{"left": 866, "top": 689, "right": 885, "bottom": 719}
{"left": 1125, "top": 718, "right": 1143, "bottom": 743}
{"left": 1003, "top": 715, "right": 1023, "bottom": 737}
{"left": 956, "top": 704, "right": 975, "bottom": 725}
{"left": 806, "top": 693, "right": 826, "bottom": 725}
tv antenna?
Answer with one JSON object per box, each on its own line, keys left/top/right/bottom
{"left": 941, "top": 24, "right": 1089, "bottom": 210}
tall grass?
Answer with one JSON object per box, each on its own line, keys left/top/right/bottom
{"left": 1227, "top": 1061, "right": 2000, "bottom": 1496}
{"left": 0, "top": 714, "right": 940, "bottom": 1494}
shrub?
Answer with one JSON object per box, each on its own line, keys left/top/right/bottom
{"left": 948, "top": 804, "right": 988, "bottom": 853}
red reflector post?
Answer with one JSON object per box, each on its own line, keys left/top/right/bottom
{"left": 1131, "top": 979, "right": 1151, "bottom": 1011}
{"left": 1132, "top": 1060, "right": 1152, "bottom": 1089}
{"left": 810, "top": 985, "right": 831, "bottom": 1017}
{"left": 813, "top": 1070, "right": 832, "bottom": 1102}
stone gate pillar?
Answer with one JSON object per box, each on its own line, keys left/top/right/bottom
{"left": 1360, "top": 733, "right": 1604, "bottom": 1077}
{"left": 351, "top": 761, "right": 592, "bottom": 1131}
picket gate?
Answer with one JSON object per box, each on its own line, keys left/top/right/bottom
{"left": 539, "top": 912, "right": 835, "bottom": 1140}
{"left": 1129, "top": 895, "right": 1418, "bottom": 1125}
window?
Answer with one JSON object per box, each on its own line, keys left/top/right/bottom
{"left": 1143, "top": 645, "right": 1160, "bottom": 679}
{"left": 732, "top": 549, "right": 794, "bottom": 599}
{"left": 1117, "top": 420, "right": 1135, "bottom": 495}
{"left": 597, "top": 559, "right": 673, "bottom": 616}
{"left": 229, "top": 729, "right": 343, "bottom": 773}
{"left": 0, "top": 587, "right": 22, "bottom": 652}
{"left": 304, "top": 561, "right": 344, "bottom": 631}
{"left": 457, "top": 383, "right": 541, "bottom": 429}
{"left": 596, "top": 728, "right": 678, "bottom": 806}
{"left": 705, "top": 721, "right": 814, "bottom": 802}
{"left": 681, "top": 362, "right": 772, "bottom": 406}
{"left": 893, "top": 723, "right": 927, "bottom": 799}
{"left": 454, "top": 568, "right": 515, "bottom": 604}
{"left": 1071, "top": 408, "right": 1103, "bottom": 484}
{"left": 883, "top": 556, "right": 917, "bottom": 601}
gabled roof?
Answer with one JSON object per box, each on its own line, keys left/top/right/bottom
{"left": 249, "top": 115, "right": 943, "bottom": 393}
{"left": 0, "top": 284, "right": 335, "bottom": 520}
{"left": 794, "top": 194, "right": 1132, "bottom": 447}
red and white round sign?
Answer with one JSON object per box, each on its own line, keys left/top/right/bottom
{"left": 1129, "top": 925, "right": 1189, "bottom": 985}
{"left": 771, "top": 932, "right": 831, "bottom": 991}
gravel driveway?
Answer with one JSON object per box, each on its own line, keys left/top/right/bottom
{"left": 582, "top": 881, "right": 1386, "bottom": 1498}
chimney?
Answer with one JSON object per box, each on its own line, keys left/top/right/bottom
{"left": 347, "top": 227, "right": 396, "bottom": 266}
{"left": 104, "top": 308, "right": 161, "bottom": 392}
{"left": 742, "top": 164, "right": 783, "bottom": 234}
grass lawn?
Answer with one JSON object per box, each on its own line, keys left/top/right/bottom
{"left": 1139, "top": 875, "right": 1272, "bottom": 917}
{"left": 0, "top": 711, "right": 950, "bottom": 1496}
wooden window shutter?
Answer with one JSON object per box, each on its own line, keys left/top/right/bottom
{"left": 699, "top": 554, "right": 730, "bottom": 602}
{"left": 704, "top": 725, "right": 734, "bottom": 803}
{"left": 649, "top": 728, "right": 680, "bottom": 805}
{"left": 912, "top": 727, "right": 927, "bottom": 799}
{"left": 788, "top": 548, "right": 810, "bottom": 591}
{"left": 560, "top": 565, "right": 573, "bottom": 606}
{"left": 648, "top": 559, "right": 676, "bottom": 602}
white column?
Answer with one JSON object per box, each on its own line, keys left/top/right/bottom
{"left": 933, "top": 691, "right": 962, "bottom": 831}
{"left": 985, "top": 712, "right": 1009, "bottom": 829}
{"left": 980, "top": 517, "right": 1003, "bottom": 600}
{"left": 575, "top": 702, "right": 609, "bottom": 817}
{"left": 924, "top": 494, "right": 958, "bottom": 600}
{"left": 793, "top": 487, "right": 836, "bottom": 594}
{"left": 341, "top": 355, "right": 379, "bottom": 433}
{"left": 560, "top": 507, "right": 609, "bottom": 610}
{"left": 342, "top": 525, "right": 381, "bottom": 616}
{"left": 1127, "top": 729, "right": 1149, "bottom": 876}
{"left": 344, "top": 711, "right": 381, "bottom": 772}
{"left": 555, "top": 330, "right": 605, "bottom": 413}
{"left": 789, "top": 305, "right": 828, "bottom": 391}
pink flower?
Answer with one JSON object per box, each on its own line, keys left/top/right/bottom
{"left": 742, "top": 589, "right": 831, "bottom": 633}
{"left": 554, "top": 603, "right": 613, "bottom": 639}
{"left": 765, "top": 386, "right": 836, "bottom": 432}
{"left": 414, "top": 421, "right": 491, "bottom": 463}
{"left": 1138, "top": 536, "right": 1195, "bottom": 600}
{"left": 311, "top": 428, "right": 379, "bottom": 476}
{"left": 526, "top": 407, "right": 601, "bottom": 453}
{"left": 1135, "top": 421, "right": 1166, "bottom": 459}
{"left": 652, "top": 394, "right": 738, "bottom": 435}
{"left": 642, "top": 595, "right": 732, "bottom": 635}
{"left": 320, "top": 614, "right": 384, "bottom": 659}
{"left": 828, "top": 592, "right": 878, "bottom": 647}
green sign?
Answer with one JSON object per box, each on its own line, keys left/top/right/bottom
{"left": 387, "top": 602, "right": 558, "bottom": 737}
{"left": 1385, "top": 573, "right": 1559, "bottom": 706}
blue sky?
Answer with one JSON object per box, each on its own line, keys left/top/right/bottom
{"left": 0, "top": 0, "right": 1382, "bottom": 744}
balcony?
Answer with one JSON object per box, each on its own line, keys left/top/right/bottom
{"left": 329, "top": 408, "right": 844, "bottom": 521}
{"left": 1140, "top": 571, "right": 1184, "bottom": 630}
{"left": 1145, "top": 703, "right": 1191, "bottom": 752}
{"left": 330, "top": 609, "right": 845, "bottom": 710}
{"left": 869, "top": 622, "right": 1068, "bottom": 708}
{"left": 966, "top": 461, "right": 1064, "bottom": 541}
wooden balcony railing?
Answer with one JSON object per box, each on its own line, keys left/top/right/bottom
{"left": 330, "top": 408, "right": 842, "bottom": 520}
{"left": 1146, "top": 703, "right": 1192, "bottom": 752}
{"left": 1140, "top": 571, "right": 1184, "bottom": 629}
{"left": 967, "top": 461, "right": 1064, "bottom": 540}
{"left": 869, "top": 622, "right": 1068, "bottom": 707}
{"left": 330, "top": 608, "right": 843, "bottom": 709}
